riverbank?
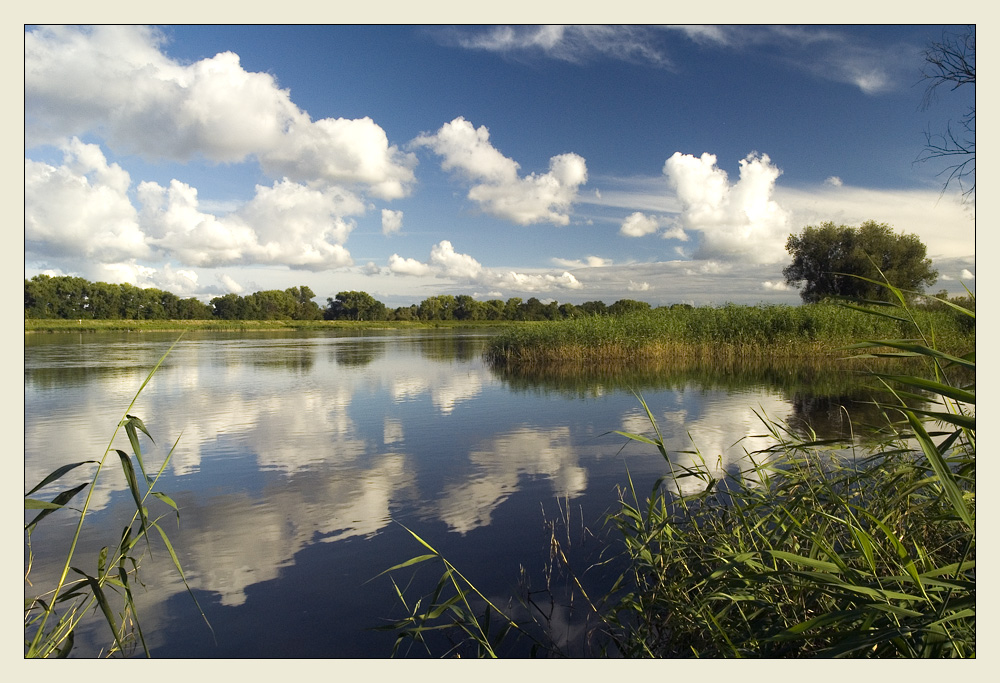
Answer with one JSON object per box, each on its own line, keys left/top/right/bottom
{"left": 485, "top": 303, "right": 974, "bottom": 364}
{"left": 386, "top": 296, "right": 976, "bottom": 657}
{"left": 24, "top": 318, "right": 515, "bottom": 333}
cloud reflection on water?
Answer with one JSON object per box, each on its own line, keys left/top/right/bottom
{"left": 24, "top": 331, "right": 810, "bottom": 654}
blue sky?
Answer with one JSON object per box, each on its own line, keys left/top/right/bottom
{"left": 24, "top": 24, "right": 976, "bottom": 307}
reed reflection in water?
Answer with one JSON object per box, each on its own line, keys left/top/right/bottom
{"left": 24, "top": 330, "right": 907, "bottom": 657}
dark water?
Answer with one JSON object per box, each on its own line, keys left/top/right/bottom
{"left": 24, "top": 329, "right": 885, "bottom": 658}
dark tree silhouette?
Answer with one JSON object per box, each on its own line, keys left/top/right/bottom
{"left": 783, "top": 221, "right": 937, "bottom": 303}
{"left": 918, "top": 26, "right": 975, "bottom": 198}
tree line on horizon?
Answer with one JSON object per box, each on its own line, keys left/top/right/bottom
{"left": 24, "top": 220, "right": 959, "bottom": 322}
{"left": 23, "top": 274, "right": 671, "bottom": 322}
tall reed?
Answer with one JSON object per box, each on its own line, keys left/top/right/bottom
{"left": 485, "top": 302, "right": 973, "bottom": 365}
{"left": 381, "top": 285, "right": 974, "bottom": 657}
{"left": 24, "top": 336, "right": 212, "bottom": 657}
{"left": 603, "top": 282, "right": 974, "bottom": 656}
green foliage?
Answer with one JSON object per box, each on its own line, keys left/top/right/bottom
{"left": 602, "top": 286, "right": 974, "bottom": 657}
{"left": 485, "top": 302, "right": 973, "bottom": 365}
{"left": 29, "top": 274, "right": 722, "bottom": 326}
{"left": 383, "top": 284, "right": 975, "bottom": 658}
{"left": 578, "top": 300, "right": 608, "bottom": 316}
{"left": 417, "top": 294, "right": 457, "bottom": 321}
{"left": 25, "top": 275, "right": 213, "bottom": 320}
{"left": 22, "top": 275, "right": 332, "bottom": 322}
{"left": 213, "top": 286, "right": 323, "bottom": 320}
{"left": 325, "top": 290, "right": 387, "bottom": 321}
{"left": 607, "top": 298, "right": 652, "bottom": 316}
{"left": 24, "top": 338, "right": 211, "bottom": 657}
{"left": 783, "top": 220, "right": 938, "bottom": 303}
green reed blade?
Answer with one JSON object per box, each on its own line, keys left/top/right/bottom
{"left": 150, "top": 491, "right": 178, "bottom": 512}
{"left": 613, "top": 430, "right": 660, "bottom": 447}
{"left": 871, "top": 374, "right": 975, "bottom": 404}
{"left": 906, "top": 412, "right": 974, "bottom": 531}
{"left": 850, "top": 341, "right": 975, "bottom": 371}
{"left": 118, "top": 567, "right": 150, "bottom": 658}
{"left": 25, "top": 483, "right": 89, "bottom": 531}
{"left": 890, "top": 408, "right": 975, "bottom": 431}
{"left": 124, "top": 416, "right": 154, "bottom": 486}
{"left": 375, "top": 554, "right": 438, "bottom": 578}
{"left": 838, "top": 302, "right": 910, "bottom": 323}
{"left": 115, "top": 450, "right": 149, "bottom": 537}
{"left": 70, "top": 566, "right": 125, "bottom": 657}
{"left": 25, "top": 461, "right": 99, "bottom": 497}
{"left": 24, "top": 499, "right": 64, "bottom": 510}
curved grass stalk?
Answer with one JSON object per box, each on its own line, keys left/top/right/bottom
{"left": 374, "top": 522, "right": 537, "bottom": 657}
{"left": 24, "top": 334, "right": 212, "bottom": 658}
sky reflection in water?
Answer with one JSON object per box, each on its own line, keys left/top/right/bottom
{"left": 25, "top": 330, "right": 867, "bottom": 657}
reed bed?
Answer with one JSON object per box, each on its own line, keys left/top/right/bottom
{"left": 603, "top": 395, "right": 974, "bottom": 657}
{"left": 485, "top": 303, "right": 973, "bottom": 365}
{"left": 382, "top": 288, "right": 975, "bottom": 658}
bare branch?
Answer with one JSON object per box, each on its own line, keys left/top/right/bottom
{"left": 920, "top": 26, "right": 975, "bottom": 107}
{"left": 917, "top": 26, "right": 975, "bottom": 199}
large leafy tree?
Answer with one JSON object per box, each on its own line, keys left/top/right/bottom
{"left": 783, "top": 220, "right": 937, "bottom": 303}
{"left": 327, "top": 290, "right": 387, "bottom": 321}
{"left": 286, "top": 286, "right": 323, "bottom": 320}
{"left": 608, "top": 298, "right": 652, "bottom": 316}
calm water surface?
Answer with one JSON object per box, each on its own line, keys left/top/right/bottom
{"left": 24, "top": 329, "right": 877, "bottom": 657}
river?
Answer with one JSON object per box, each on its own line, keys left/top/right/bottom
{"left": 24, "top": 329, "right": 883, "bottom": 657}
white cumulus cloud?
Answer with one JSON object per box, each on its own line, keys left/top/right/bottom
{"left": 620, "top": 211, "right": 660, "bottom": 237}
{"left": 138, "top": 177, "right": 359, "bottom": 271}
{"left": 92, "top": 261, "right": 157, "bottom": 287}
{"left": 413, "top": 117, "right": 587, "bottom": 226}
{"left": 391, "top": 241, "right": 583, "bottom": 293}
{"left": 491, "top": 270, "right": 582, "bottom": 291}
{"left": 25, "top": 139, "right": 148, "bottom": 263}
{"left": 217, "top": 273, "right": 245, "bottom": 294}
{"left": 664, "top": 151, "right": 790, "bottom": 264}
{"left": 381, "top": 209, "right": 403, "bottom": 235}
{"left": 388, "top": 254, "right": 431, "bottom": 276}
{"left": 261, "top": 115, "right": 416, "bottom": 200}
{"left": 430, "top": 240, "right": 485, "bottom": 279}
{"left": 25, "top": 25, "right": 416, "bottom": 199}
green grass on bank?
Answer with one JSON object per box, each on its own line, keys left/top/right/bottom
{"left": 24, "top": 318, "right": 515, "bottom": 333}
{"left": 485, "top": 303, "right": 974, "bottom": 364}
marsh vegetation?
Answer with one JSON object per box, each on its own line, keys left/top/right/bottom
{"left": 383, "top": 289, "right": 975, "bottom": 658}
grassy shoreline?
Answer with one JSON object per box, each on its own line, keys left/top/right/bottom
{"left": 24, "top": 318, "right": 514, "bottom": 333}
{"left": 485, "top": 303, "right": 974, "bottom": 364}
{"left": 384, "top": 292, "right": 975, "bottom": 658}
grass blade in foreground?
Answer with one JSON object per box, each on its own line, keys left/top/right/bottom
{"left": 602, "top": 284, "right": 973, "bottom": 657}
{"left": 24, "top": 335, "right": 213, "bottom": 658}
